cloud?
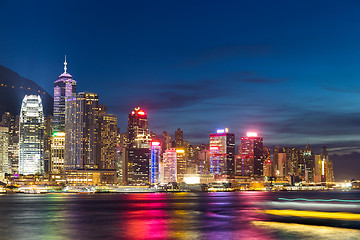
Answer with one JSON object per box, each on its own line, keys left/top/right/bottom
{"left": 224, "top": 71, "right": 289, "bottom": 84}
{"left": 106, "top": 78, "right": 226, "bottom": 112}
{"left": 320, "top": 84, "right": 360, "bottom": 94}
{"left": 331, "top": 152, "right": 360, "bottom": 181}
{"left": 174, "top": 44, "right": 271, "bottom": 67}
{"left": 235, "top": 78, "right": 288, "bottom": 84}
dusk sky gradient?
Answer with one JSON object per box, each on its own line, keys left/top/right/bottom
{"left": 1, "top": 0, "right": 360, "bottom": 179}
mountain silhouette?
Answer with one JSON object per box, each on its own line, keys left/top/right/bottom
{"left": 0, "top": 65, "right": 53, "bottom": 117}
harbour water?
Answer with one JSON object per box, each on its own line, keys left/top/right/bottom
{"left": 0, "top": 191, "right": 359, "bottom": 240}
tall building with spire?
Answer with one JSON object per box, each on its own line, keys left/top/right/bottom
{"left": 53, "top": 56, "right": 77, "bottom": 132}
{"left": 19, "top": 95, "right": 44, "bottom": 175}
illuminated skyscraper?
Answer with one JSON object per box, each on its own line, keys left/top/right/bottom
{"left": 51, "top": 132, "right": 65, "bottom": 173}
{"left": 240, "top": 132, "right": 263, "bottom": 177}
{"left": 126, "top": 148, "right": 150, "bottom": 184}
{"left": 150, "top": 141, "right": 161, "bottom": 184}
{"left": 53, "top": 56, "right": 77, "bottom": 132}
{"left": 1, "top": 113, "right": 19, "bottom": 174}
{"left": 209, "top": 128, "right": 235, "bottom": 176}
{"left": 262, "top": 146, "right": 271, "bottom": 177}
{"left": 43, "top": 116, "right": 53, "bottom": 173}
{"left": 289, "top": 147, "right": 304, "bottom": 178}
{"left": 321, "top": 146, "right": 334, "bottom": 183}
{"left": 175, "top": 128, "right": 183, "bottom": 148}
{"left": 176, "top": 149, "right": 186, "bottom": 182}
{"left": 162, "top": 148, "right": 177, "bottom": 183}
{"left": 125, "top": 107, "right": 151, "bottom": 185}
{"left": 127, "top": 107, "right": 149, "bottom": 148}
{"left": 303, "top": 144, "right": 314, "bottom": 182}
{"left": 19, "top": 95, "right": 44, "bottom": 175}
{"left": 0, "top": 127, "right": 10, "bottom": 174}
{"left": 65, "top": 92, "right": 99, "bottom": 170}
{"left": 99, "top": 113, "right": 118, "bottom": 170}
{"left": 161, "top": 131, "right": 172, "bottom": 152}
{"left": 52, "top": 57, "right": 76, "bottom": 174}
{"left": 199, "top": 148, "right": 210, "bottom": 173}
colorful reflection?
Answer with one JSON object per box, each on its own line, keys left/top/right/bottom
{"left": 263, "top": 209, "right": 360, "bottom": 221}
{"left": 252, "top": 221, "right": 360, "bottom": 239}
{"left": 117, "top": 193, "right": 170, "bottom": 239}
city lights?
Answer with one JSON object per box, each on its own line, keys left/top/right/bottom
{"left": 216, "top": 128, "right": 229, "bottom": 133}
{"left": 151, "top": 141, "right": 160, "bottom": 146}
{"left": 176, "top": 149, "right": 185, "bottom": 154}
{"left": 247, "top": 132, "right": 258, "bottom": 137}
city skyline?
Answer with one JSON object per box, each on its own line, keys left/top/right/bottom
{"left": 1, "top": 1, "right": 360, "bottom": 180}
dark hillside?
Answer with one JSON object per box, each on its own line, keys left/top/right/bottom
{"left": 0, "top": 65, "right": 53, "bottom": 116}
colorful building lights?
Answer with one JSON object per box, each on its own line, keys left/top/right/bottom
{"left": 247, "top": 132, "right": 258, "bottom": 137}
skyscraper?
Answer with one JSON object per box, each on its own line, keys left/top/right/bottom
{"left": 240, "top": 132, "right": 263, "bottom": 177}
{"left": 303, "top": 144, "right": 314, "bottom": 182}
{"left": 99, "top": 113, "right": 118, "bottom": 170}
{"left": 51, "top": 57, "right": 76, "bottom": 174}
{"left": 65, "top": 92, "right": 99, "bottom": 170}
{"left": 125, "top": 148, "right": 150, "bottom": 184}
{"left": 150, "top": 141, "right": 161, "bottom": 184}
{"left": 44, "top": 115, "right": 53, "bottom": 173}
{"left": 51, "top": 132, "right": 65, "bottom": 173}
{"left": 209, "top": 128, "right": 235, "bottom": 176}
{"left": 161, "top": 131, "right": 172, "bottom": 152}
{"left": 53, "top": 56, "right": 77, "bottom": 132}
{"left": 19, "top": 95, "right": 44, "bottom": 175}
{"left": 175, "top": 128, "right": 183, "bottom": 148}
{"left": 321, "top": 146, "right": 334, "bottom": 183}
{"left": 126, "top": 107, "right": 149, "bottom": 148}
{"left": 125, "top": 107, "right": 151, "bottom": 185}
{"left": 176, "top": 149, "right": 186, "bottom": 182}
{"left": 0, "top": 127, "right": 9, "bottom": 174}
{"left": 162, "top": 148, "right": 177, "bottom": 183}
{"left": 1, "top": 113, "right": 20, "bottom": 174}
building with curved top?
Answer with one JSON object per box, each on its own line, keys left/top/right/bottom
{"left": 19, "top": 95, "right": 44, "bottom": 175}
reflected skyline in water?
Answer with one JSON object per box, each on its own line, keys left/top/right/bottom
{"left": 0, "top": 192, "right": 359, "bottom": 240}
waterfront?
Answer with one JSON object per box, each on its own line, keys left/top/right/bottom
{"left": 0, "top": 191, "right": 359, "bottom": 240}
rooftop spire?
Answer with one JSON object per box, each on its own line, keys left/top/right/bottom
{"left": 64, "top": 55, "right": 67, "bottom": 74}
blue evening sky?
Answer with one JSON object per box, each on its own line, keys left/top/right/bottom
{"left": 1, "top": 0, "right": 360, "bottom": 165}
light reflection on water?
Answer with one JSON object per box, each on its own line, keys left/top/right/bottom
{"left": 0, "top": 192, "right": 358, "bottom": 239}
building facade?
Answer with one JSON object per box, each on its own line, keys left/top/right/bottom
{"left": 65, "top": 92, "right": 99, "bottom": 170}
{"left": 99, "top": 113, "right": 118, "bottom": 170}
{"left": 162, "top": 148, "right": 177, "bottom": 183}
{"left": 240, "top": 132, "right": 263, "bottom": 177}
{"left": 53, "top": 56, "right": 77, "bottom": 132}
{"left": 126, "top": 107, "right": 149, "bottom": 148}
{"left": 150, "top": 141, "right": 161, "bottom": 184}
{"left": 19, "top": 95, "right": 45, "bottom": 175}
{"left": 209, "top": 128, "right": 235, "bottom": 176}
{"left": 0, "top": 127, "right": 9, "bottom": 174}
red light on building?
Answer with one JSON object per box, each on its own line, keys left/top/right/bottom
{"left": 131, "top": 111, "right": 135, "bottom": 115}
{"left": 267, "top": 159, "right": 271, "bottom": 164}
{"left": 152, "top": 142, "right": 160, "bottom": 146}
{"left": 138, "top": 110, "right": 145, "bottom": 115}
